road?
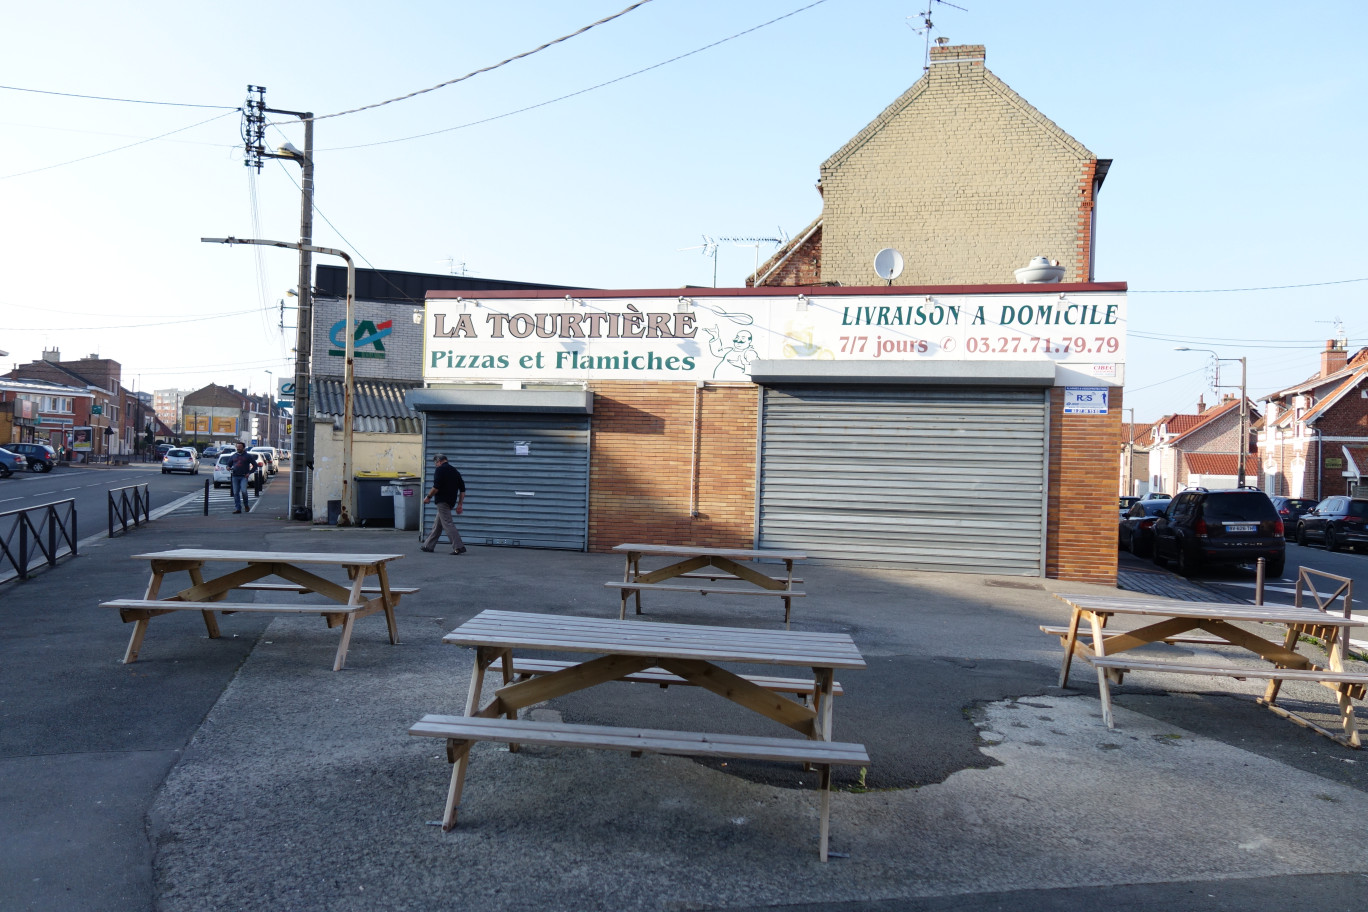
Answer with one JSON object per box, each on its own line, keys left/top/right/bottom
{"left": 0, "top": 459, "right": 211, "bottom": 535}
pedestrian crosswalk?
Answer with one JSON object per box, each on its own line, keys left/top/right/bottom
{"left": 161, "top": 478, "right": 272, "bottom": 517}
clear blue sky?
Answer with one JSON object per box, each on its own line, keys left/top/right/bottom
{"left": 2, "top": 0, "right": 1363, "bottom": 422}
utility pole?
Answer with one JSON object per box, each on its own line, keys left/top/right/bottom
{"left": 244, "top": 86, "right": 314, "bottom": 520}
{"left": 1176, "top": 348, "right": 1250, "bottom": 489}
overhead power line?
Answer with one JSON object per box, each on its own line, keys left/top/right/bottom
{"left": 316, "top": 0, "right": 656, "bottom": 121}
{"left": 326, "top": 0, "right": 834, "bottom": 151}
{"left": 1131, "top": 277, "right": 1367, "bottom": 293}
{"left": 0, "top": 110, "right": 236, "bottom": 180}
{"left": 0, "top": 84, "right": 239, "bottom": 109}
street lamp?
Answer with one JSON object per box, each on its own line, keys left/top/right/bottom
{"left": 1175, "top": 347, "right": 1249, "bottom": 488}
{"left": 204, "top": 236, "right": 355, "bottom": 525}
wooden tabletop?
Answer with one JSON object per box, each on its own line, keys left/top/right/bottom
{"left": 444, "top": 610, "right": 864, "bottom": 669}
{"left": 612, "top": 543, "right": 807, "bottom": 561}
{"left": 1054, "top": 592, "right": 1367, "bottom": 628}
{"left": 133, "top": 549, "right": 405, "bottom": 565}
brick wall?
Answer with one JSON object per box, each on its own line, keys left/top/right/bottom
{"left": 1047, "top": 387, "right": 1122, "bottom": 584}
{"left": 819, "top": 46, "right": 1097, "bottom": 286}
{"left": 587, "top": 381, "right": 757, "bottom": 551}
{"left": 751, "top": 227, "right": 822, "bottom": 287}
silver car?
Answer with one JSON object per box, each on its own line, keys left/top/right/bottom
{"left": 161, "top": 447, "right": 199, "bottom": 475}
{"left": 0, "top": 447, "right": 27, "bottom": 477}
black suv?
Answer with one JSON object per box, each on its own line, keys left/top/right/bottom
{"left": 1151, "top": 488, "right": 1285, "bottom": 577}
{"left": 8, "top": 442, "right": 57, "bottom": 472}
{"left": 1295, "top": 496, "right": 1368, "bottom": 552}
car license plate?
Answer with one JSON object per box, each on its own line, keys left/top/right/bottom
{"left": 1225, "top": 523, "right": 1257, "bottom": 533}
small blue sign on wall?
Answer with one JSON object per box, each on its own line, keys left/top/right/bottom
{"left": 1063, "top": 388, "right": 1109, "bottom": 415}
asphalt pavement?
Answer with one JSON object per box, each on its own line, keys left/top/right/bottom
{"left": 2, "top": 473, "right": 1367, "bottom": 912}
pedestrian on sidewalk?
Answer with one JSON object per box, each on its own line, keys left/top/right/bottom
{"left": 225, "top": 441, "right": 259, "bottom": 514}
{"left": 421, "top": 454, "right": 467, "bottom": 554}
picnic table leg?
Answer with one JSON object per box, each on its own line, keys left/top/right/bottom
{"left": 1088, "top": 611, "right": 1116, "bottom": 729}
{"left": 122, "top": 620, "right": 150, "bottom": 664}
{"left": 375, "top": 564, "right": 401, "bottom": 645}
{"left": 1261, "top": 627, "right": 1300, "bottom": 707}
{"left": 332, "top": 614, "right": 356, "bottom": 672}
{"left": 443, "top": 646, "right": 501, "bottom": 828}
{"left": 187, "top": 568, "right": 221, "bottom": 639}
{"left": 500, "top": 651, "right": 521, "bottom": 753}
{"left": 818, "top": 764, "right": 832, "bottom": 862}
{"left": 1058, "top": 608, "right": 1082, "bottom": 687}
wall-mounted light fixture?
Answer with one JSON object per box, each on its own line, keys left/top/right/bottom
{"left": 795, "top": 294, "right": 808, "bottom": 312}
{"left": 676, "top": 296, "right": 694, "bottom": 312}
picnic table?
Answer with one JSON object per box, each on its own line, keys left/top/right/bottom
{"left": 101, "top": 549, "right": 413, "bottom": 671}
{"left": 1048, "top": 589, "right": 1368, "bottom": 747}
{"left": 410, "top": 609, "right": 868, "bottom": 860}
{"left": 607, "top": 543, "right": 807, "bottom": 627}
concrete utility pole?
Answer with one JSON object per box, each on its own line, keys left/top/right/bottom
{"left": 203, "top": 237, "right": 355, "bottom": 526}
{"left": 243, "top": 86, "right": 314, "bottom": 520}
{"left": 1176, "top": 348, "right": 1250, "bottom": 489}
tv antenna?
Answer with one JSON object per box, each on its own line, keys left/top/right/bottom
{"left": 906, "top": 1, "right": 969, "bottom": 72}
{"left": 678, "top": 235, "right": 719, "bottom": 287}
{"left": 718, "top": 227, "right": 789, "bottom": 285}
{"left": 1316, "top": 316, "right": 1347, "bottom": 348}
{"left": 439, "top": 256, "right": 467, "bottom": 276}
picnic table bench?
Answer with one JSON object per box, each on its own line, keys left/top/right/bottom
{"left": 101, "top": 549, "right": 411, "bottom": 671}
{"left": 414, "top": 609, "right": 867, "bottom": 860}
{"left": 609, "top": 543, "right": 807, "bottom": 627}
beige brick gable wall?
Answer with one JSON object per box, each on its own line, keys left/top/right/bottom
{"left": 819, "top": 45, "right": 1099, "bottom": 286}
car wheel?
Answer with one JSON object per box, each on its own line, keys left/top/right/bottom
{"left": 1296, "top": 524, "right": 1308, "bottom": 546}
{"left": 161, "top": 469, "right": 168, "bottom": 474}
{"left": 1152, "top": 545, "right": 1169, "bottom": 568}
{"left": 1326, "top": 527, "right": 1340, "bottom": 552}
{"left": 1266, "top": 556, "right": 1286, "bottom": 578}
{"left": 1176, "top": 546, "right": 1199, "bottom": 577}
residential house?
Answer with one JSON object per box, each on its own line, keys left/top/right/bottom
{"left": 4, "top": 350, "right": 127, "bottom": 459}
{"left": 1147, "top": 396, "right": 1260, "bottom": 495}
{"left": 182, "top": 384, "right": 283, "bottom": 451}
{"left": 0, "top": 377, "right": 94, "bottom": 450}
{"left": 1121, "top": 419, "right": 1155, "bottom": 497}
{"left": 1258, "top": 339, "right": 1368, "bottom": 499}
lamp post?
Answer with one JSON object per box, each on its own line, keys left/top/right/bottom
{"left": 1176, "top": 347, "right": 1249, "bottom": 488}
{"left": 204, "top": 236, "right": 355, "bottom": 525}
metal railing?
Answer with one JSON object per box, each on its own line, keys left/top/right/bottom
{"left": 108, "top": 483, "right": 151, "bottom": 537}
{"left": 0, "top": 499, "right": 77, "bottom": 581}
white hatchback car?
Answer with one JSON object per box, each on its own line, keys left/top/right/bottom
{"left": 162, "top": 447, "right": 199, "bottom": 475}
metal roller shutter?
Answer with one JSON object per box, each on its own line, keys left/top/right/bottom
{"left": 758, "top": 385, "right": 1048, "bottom": 574}
{"left": 423, "top": 413, "right": 589, "bottom": 550}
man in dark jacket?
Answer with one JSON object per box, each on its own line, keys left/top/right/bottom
{"left": 224, "top": 441, "right": 259, "bottom": 514}
{"left": 421, "top": 454, "right": 467, "bottom": 554}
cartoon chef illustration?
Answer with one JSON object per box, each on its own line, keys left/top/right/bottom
{"left": 703, "top": 325, "right": 758, "bottom": 378}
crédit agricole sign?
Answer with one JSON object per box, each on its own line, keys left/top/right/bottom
{"left": 422, "top": 291, "right": 1126, "bottom": 383}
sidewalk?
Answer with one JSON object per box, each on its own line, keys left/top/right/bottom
{"left": 2, "top": 484, "right": 1367, "bottom": 911}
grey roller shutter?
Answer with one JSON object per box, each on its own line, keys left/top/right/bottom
{"left": 423, "top": 413, "right": 589, "bottom": 550}
{"left": 758, "top": 385, "right": 1048, "bottom": 574}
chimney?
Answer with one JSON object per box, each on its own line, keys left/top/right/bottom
{"left": 1196, "top": 394, "right": 1206, "bottom": 414}
{"left": 1320, "top": 338, "right": 1348, "bottom": 378}
{"left": 42, "top": 348, "right": 60, "bottom": 362}
{"left": 928, "top": 43, "right": 985, "bottom": 65}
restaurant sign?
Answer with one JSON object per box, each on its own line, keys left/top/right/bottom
{"left": 423, "top": 291, "right": 1126, "bottom": 384}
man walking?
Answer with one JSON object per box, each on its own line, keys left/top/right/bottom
{"left": 225, "top": 441, "right": 259, "bottom": 514}
{"left": 421, "top": 454, "right": 467, "bottom": 554}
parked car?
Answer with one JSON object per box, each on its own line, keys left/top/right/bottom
{"left": 156, "top": 443, "right": 174, "bottom": 457}
{"left": 213, "top": 450, "right": 264, "bottom": 488}
{"left": 1119, "top": 498, "right": 1170, "bottom": 557}
{"left": 1269, "top": 496, "right": 1317, "bottom": 538}
{"left": 8, "top": 442, "right": 57, "bottom": 472}
{"left": 161, "top": 447, "right": 200, "bottom": 475}
{"left": 1295, "top": 496, "right": 1368, "bottom": 552}
{"left": 0, "top": 447, "right": 27, "bottom": 477}
{"left": 1141, "top": 491, "right": 1170, "bottom": 501}
{"left": 201, "top": 445, "right": 221, "bottom": 458}
{"left": 1151, "top": 487, "right": 1285, "bottom": 577}
{"left": 249, "top": 447, "right": 278, "bottom": 476}
{"left": 1118, "top": 496, "right": 1141, "bottom": 518}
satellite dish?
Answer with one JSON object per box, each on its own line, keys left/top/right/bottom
{"left": 873, "top": 248, "right": 904, "bottom": 282}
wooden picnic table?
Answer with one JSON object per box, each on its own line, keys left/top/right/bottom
{"left": 101, "top": 549, "right": 412, "bottom": 671}
{"left": 411, "top": 609, "right": 868, "bottom": 860}
{"left": 1049, "top": 591, "right": 1368, "bottom": 747}
{"left": 608, "top": 543, "right": 807, "bottom": 627}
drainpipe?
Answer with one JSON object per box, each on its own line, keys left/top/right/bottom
{"left": 689, "top": 381, "right": 704, "bottom": 518}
